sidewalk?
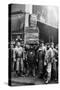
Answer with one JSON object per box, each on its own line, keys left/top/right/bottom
{"left": 11, "top": 72, "right": 58, "bottom": 86}
{"left": 11, "top": 76, "right": 44, "bottom": 86}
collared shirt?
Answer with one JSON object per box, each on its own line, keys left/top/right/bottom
{"left": 14, "top": 46, "right": 23, "bottom": 59}
{"left": 45, "top": 47, "right": 58, "bottom": 63}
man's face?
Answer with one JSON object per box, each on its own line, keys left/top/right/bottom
{"left": 17, "top": 42, "right": 21, "bottom": 47}
{"left": 51, "top": 44, "right": 54, "bottom": 48}
{"left": 47, "top": 45, "right": 50, "bottom": 49}
{"left": 41, "top": 43, "right": 44, "bottom": 47}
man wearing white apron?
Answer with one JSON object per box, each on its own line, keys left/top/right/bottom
{"left": 14, "top": 42, "right": 23, "bottom": 76}
{"left": 44, "top": 43, "right": 53, "bottom": 83}
{"left": 44, "top": 43, "right": 58, "bottom": 83}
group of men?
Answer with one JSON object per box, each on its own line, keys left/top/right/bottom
{"left": 10, "top": 35, "right": 58, "bottom": 84}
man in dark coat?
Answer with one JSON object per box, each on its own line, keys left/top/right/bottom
{"left": 26, "top": 44, "right": 36, "bottom": 77}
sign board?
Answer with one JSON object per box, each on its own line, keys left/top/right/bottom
{"left": 29, "top": 14, "right": 37, "bottom": 27}
{"left": 24, "top": 27, "right": 39, "bottom": 44}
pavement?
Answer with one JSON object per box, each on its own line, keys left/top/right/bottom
{"left": 11, "top": 72, "right": 58, "bottom": 86}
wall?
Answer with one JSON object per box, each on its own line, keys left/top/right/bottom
{"left": 37, "top": 21, "right": 58, "bottom": 44}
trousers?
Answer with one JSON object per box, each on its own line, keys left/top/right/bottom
{"left": 16, "top": 58, "right": 23, "bottom": 73}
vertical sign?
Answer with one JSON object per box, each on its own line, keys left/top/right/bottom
{"left": 29, "top": 14, "right": 37, "bottom": 27}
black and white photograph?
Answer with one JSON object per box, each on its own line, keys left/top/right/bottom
{"left": 8, "top": 4, "right": 58, "bottom": 86}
